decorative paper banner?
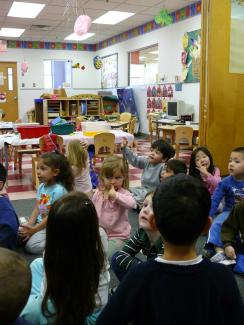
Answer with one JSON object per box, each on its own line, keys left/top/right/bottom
{"left": 5, "top": 1, "right": 201, "bottom": 52}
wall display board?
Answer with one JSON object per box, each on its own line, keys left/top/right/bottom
{"left": 182, "top": 29, "right": 201, "bottom": 83}
{"left": 101, "top": 53, "right": 118, "bottom": 89}
{"left": 146, "top": 84, "right": 174, "bottom": 113}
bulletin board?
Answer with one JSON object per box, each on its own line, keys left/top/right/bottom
{"left": 183, "top": 29, "right": 201, "bottom": 83}
{"left": 101, "top": 53, "right": 118, "bottom": 88}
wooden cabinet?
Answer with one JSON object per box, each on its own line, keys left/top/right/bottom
{"left": 34, "top": 95, "right": 102, "bottom": 125}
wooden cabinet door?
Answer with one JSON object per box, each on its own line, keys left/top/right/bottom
{"left": 0, "top": 62, "right": 18, "bottom": 121}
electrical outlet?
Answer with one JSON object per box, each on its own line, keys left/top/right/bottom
{"left": 33, "top": 83, "right": 36, "bottom": 87}
{"left": 22, "top": 83, "right": 25, "bottom": 87}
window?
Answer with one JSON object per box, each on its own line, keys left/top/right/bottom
{"left": 129, "top": 45, "right": 159, "bottom": 85}
{"left": 43, "top": 60, "right": 72, "bottom": 89}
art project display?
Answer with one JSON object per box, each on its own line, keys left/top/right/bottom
{"left": 101, "top": 53, "right": 118, "bottom": 88}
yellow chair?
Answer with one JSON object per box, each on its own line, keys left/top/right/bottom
{"left": 93, "top": 132, "right": 115, "bottom": 165}
{"left": 148, "top": 113, "right": 159, "bottom": 143}
{"left": 128, "top": 117, "right": 137, "bottom": 134}
{"left": 173, "top": 126, "right": 197, "bottom": 159}
{"left": 119, "top": 112, "right": 132, "bottom": 132}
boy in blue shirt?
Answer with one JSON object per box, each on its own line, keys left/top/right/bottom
{"left": 96, "top": 175, "right": 244, "bottom": 325}
{"left": 0, "top": 163, "right": 19, "bottom": 249}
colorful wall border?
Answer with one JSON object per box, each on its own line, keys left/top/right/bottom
{"left": 6, "top": 1, "right": 201, "bottom": 52}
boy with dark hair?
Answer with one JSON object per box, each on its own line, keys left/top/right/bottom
{"left": 0, "top": 163, "right": 19, "bottom": 249}
{"left": 161, "top": 158, "right": 187, "bottom": 180}
{"left": 121, "top": 138, "right": 175, "bottom": 207}
{"left": 97, "top": 175, "right": 244, "bottom": 325}
{"left": 0, "top": 247, "right": 33, "bottom": 325}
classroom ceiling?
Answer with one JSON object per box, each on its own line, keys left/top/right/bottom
{"left": 0, "top": 0, "right": 197, "bottom": 44}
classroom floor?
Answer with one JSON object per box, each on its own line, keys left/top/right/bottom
{"left": 6, "top": 137, "right": 192, "bottom": 200}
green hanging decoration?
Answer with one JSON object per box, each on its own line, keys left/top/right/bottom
{"left": 154, "top": 9, "right": 173, "bottom": 26}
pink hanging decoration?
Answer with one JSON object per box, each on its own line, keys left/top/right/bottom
{"left": 21, "top": 61, "right": 28, "bottom": 76}
{"left": 74, "top": 15, "right": 92, "bottom": 36}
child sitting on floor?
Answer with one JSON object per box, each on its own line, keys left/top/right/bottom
{"left": 96, "top": 175, "right": 244, "bottom": 325}
{"left": 92, "top": 156, "right": 136, "bottom": 259}
{"left": 121, "top": 138, "right": 175, "bottom": 207}
{"left": 189, "top": 147, "right": 221, "bottom": 195}
{"left": 0, "top": 163, "right": 19, "bottom": 249}
{"left": 221, "top": 200, "right": 244, "bottom": 274}
{"left": 111, "top": 192, "right": 163, "bottom": 281}
{"left": 160, "top": 159, "right": 187, "bottom": 180}
{"left": 206, "top": 147, "right": 244, "bottom": 255}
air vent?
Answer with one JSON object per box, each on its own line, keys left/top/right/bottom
{"left": 30, "top": 24, "right": 52, "bottom": 30}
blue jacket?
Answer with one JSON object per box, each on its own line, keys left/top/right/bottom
{"left": 210, "top": 176, "right": 244, "bottom": 217}
{"left": 0, "top": 195, "right": 19, "bottom": 249}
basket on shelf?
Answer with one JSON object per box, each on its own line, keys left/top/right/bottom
{"left": 51, "top": 123, "right": 75, "bottom": 135}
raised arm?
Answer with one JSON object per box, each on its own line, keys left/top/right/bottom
{"left": 122, "top": 146, "right": 148, "bottom": 169}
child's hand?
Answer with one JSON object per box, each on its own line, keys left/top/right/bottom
{"left": 18, "top": 224, "right": 35, "bottom": 241}
{"left": 196, "top": 162, "right": 208, "bottom": 176}
{"left": 121, "top": 137, "right": 128, "bottom": 148}
{"left": 224, "top": 246, "right": 236, "bottom": 260}
{"left": 108, "top": 185, "right": 117, "bottom": 200}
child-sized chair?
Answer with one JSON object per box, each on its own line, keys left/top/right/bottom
{"left": 174, "top": 126, "right": 197, "bottom": 159}
{"left": 93, "top": 132, "right": 115, "bottom": 166}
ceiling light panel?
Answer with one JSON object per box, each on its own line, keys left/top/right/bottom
{"left": 8, "top": 2, "right": 45, "bottom": 19}
{"left": 65, "top": 33, "right": 95, "bottom": 41}
{"left": 93, "top": 11, "right": 135, "bottom": 25}
{"left": 0, "top": 28, "right": 25, "bottom": 37}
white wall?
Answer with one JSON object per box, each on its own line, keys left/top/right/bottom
{"left": 0, "top": 14, "right": 201, "bottom": 127}
{"left": 97, "top": 15, "right": 201, "bottom": 133}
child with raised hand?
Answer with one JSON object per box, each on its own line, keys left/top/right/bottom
{"left": 121, "top": 138, "right": 175, "bottom": 207}
{"left": 221, "top": 200, "right": 244, "bottom": 273}
{"left": 67, "top": 139, "right": 93, "bottom": 198}
{"left": 111, "top": 192, "right": 163, "bottom": 282}
{"left": 18, "top": 152, "right": 73, "bottom": 254}
{"left": 93, "top": 156, "right": 136, "bottom": 259}
{"left": 160, "top": 159, "right": 187, "bottom": 180}
{"left": 21, "top": 192, "right": 110, "bottom": 325}
{"left": 189, "top": 147, "right": 221, "bottom": 195}
{"left": 96, "top": 175, "right": 244, "bottom": 325}
{"left": 206, "top": 147, "right": 244, "bottom": 255}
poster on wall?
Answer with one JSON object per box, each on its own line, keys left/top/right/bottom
{"left": 182, "top": 29, "right": 201, "bottom": 83}
{"left": 101, "top": 53, "right": 118, "bottom": 88}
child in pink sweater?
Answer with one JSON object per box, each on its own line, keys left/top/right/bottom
{"left": 93, "top": 156, "right": 136, "bottom": 259}
{"left": 189, "top": 147, "right": 221, "bottom": 195}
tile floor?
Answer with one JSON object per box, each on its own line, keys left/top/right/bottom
{"left": 6, "top": 138, "right": 192, "bottom": 200}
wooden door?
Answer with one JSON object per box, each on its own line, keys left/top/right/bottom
{"left": 0, "top": 62, "right": 19, "bottom": 121}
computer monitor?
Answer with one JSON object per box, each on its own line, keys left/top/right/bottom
{"left": 166, "top": 100, "right": 182, "bottom": 120}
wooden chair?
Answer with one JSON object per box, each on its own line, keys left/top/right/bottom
{"left": 93, "top": 132, "right": 115, "bottom": 166}
{"left": 173, "top": 126, "right": 197, "bottom": 159}
{"left": 148, "top": 113, "right": 159, "bottom": 143}
{"left": 119, "top": 112, "right": 132, "bottom": 132}
{"left": 17, "top": 146, "right": 40, "bottom": 175}
{"left": 128, "top": 117, "right": 137, "bottom": 134}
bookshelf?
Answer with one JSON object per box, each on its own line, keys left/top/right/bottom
{"left": 34, "top": 96, "right": 102, "bottom": 125}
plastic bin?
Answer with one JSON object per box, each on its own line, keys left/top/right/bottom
{"left": 51, "top": 123, "right": 75, "bottom": 135}
{"left": 17, "top": 125, "right": 50, "bottom": 139}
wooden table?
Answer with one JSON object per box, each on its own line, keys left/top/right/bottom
{"left": 108, "top": 121, "right": 129, "bottom": 131}
{"left": 159, "top": 124, "right": 199, "bottom": 144}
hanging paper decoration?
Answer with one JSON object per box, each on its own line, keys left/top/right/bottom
{"left": 147, "top": 86, "right": 152, "bottom": 97}
{"left": 162, "top": 85, "right": 168, "bottom": 97}
{"left": 182, "top": 33, "right": 189, "bottom": 49}
{"left": 72, "top": 62, "right": 86, "bottom": 70}
{"left": 181, "top": 51, "right": 187, "bottom": 64}
{"left": 0, "top": 40, "right": 7, "bottom": 52}
{"left": 21, "top": 61, "right": 28, "bottom": 76}
{"left": 93, "top": 56, "right": 103, "bottom": 69}
{"left": 154, "top": 10, "right": 173, "bottom": 26}
{"left": 167, "top": 85, "right": 173, "bottom": 98}
{"left": 74, "top": 15, "right": 91, "bottom": 36}
{"left": 152, "top": 86, "right": 157, "bottom": 97}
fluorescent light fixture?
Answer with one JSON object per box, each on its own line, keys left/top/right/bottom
{"left": 8, "top": 2, "right": 45, "bottom": 18}
{"left": 65, "top": 33, "right": 95, "bottom": 41}
{"left": 149, "top": 50, "right": 159, "bottom": 54}
{"left": 93, "top": 11, "right": 135, "bottom": 25}
{"left": 139, "top": 56, "right": 146, "bottom": 59}
{"left": 0, "top": 28, "right": 25, "bottom": 37}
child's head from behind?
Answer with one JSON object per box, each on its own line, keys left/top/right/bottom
{"left": 0, "top": 163, "right": 7, "bottom": 191}
{"left": 189, "top": 147, "right": 215, "bottom": 177}
{"left": 139, "top": 192, "right": 156, "bottom": 232}
{"left": 153, "top": 174, "right": 211, "bottom": 246}
{"left": 100, "top": 156, "right": 129, "bottom": 190}
{"left": 161, "top": 159, "right": 187, "bottom": 180}
{"left": 149, "top": 140, "right": 175, "bottom": 165}
{"left": 38, "top": 152, "right": 73, "bottom": 191}
{"left": 0, "top": 248, "right": 31, "bottom": 324}
{"left": 229, "top": 147, "right": 244, "bottom": 180}
{"left": 67, "top": 139, "right": 88, "bottom": 170}
{"left": 43, "top": 192, "right": 104, "bottom": 324}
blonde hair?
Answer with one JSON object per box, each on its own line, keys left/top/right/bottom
{"left": 100, "top": 156, "right": 129, "bottom": 189}
{"left": 67, "top": 140, "right": 88, "bottom": 172}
